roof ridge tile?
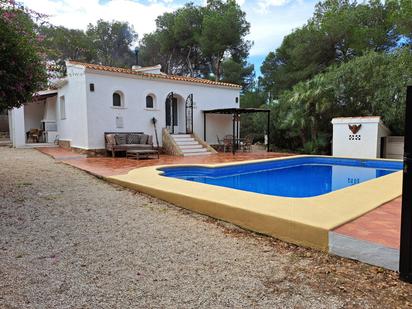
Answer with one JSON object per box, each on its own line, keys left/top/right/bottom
{"left": 67, "top": 61, "right": 241, "bottom": 89}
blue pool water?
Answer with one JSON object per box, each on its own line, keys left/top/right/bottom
{"left": 159, "top": 157, "right": 403, "bottom": 198}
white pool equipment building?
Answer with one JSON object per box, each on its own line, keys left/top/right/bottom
{"left": 331, "top": 116, "right": 391, "bottom": 159}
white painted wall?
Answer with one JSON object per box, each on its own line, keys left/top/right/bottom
{"left": 9, "top": 107, "right": 25, "bottom": 147}
{"left": 332, "top": 117, "right": 391, "bottom": 159}
{"left": 81, "top": 69, "right": 239, "bottom": 149}
{"left": 56, "top": 65, "right": 88, "bottom": 148}
{"left": 383, "top": 136, "right": 404, "bottom": 159}
{"left": 43, "top": 96, "right": 57, "bottom": 122}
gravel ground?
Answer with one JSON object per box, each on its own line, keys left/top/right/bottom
{"left": 1, "top": 147, "right": 412, "bottom": 309}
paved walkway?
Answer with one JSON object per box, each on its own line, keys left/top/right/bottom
{"left": 37, "top": 147, "right": 402, "bottom": 270}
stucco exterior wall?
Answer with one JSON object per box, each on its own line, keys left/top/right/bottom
{"left": 56, "top": 65, "right": 88, "bottom": 148}
{"left": 9, "top": 107, "right": 25, "bottom": 147}
{"left": 332, "top": 117, "right": 391, "bottom": 159}
{"left": 44, "top": 96, "right": 57, "bottom": 122}
{"left": 82, "top": 70, "right": 239, "bottom": 149}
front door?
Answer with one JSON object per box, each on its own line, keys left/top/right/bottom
{"left": 165, "top": 96, "right": 178, "bottom": 134}
{"left": 185, "top": 94, "right": 193, "bottom": 134}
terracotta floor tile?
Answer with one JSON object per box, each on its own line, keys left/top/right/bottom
{"left": 36, "top": 147, "right": 294, "bottom": 177}
{"left": 334, "top": 197, "right": 402, "bottom": 249}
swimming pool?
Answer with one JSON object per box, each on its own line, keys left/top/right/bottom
{"left": 160, "top": 157, "right": 402, "bottom": 198}
{"left": 108, "top": 155, "right": 403, "bottom": 250}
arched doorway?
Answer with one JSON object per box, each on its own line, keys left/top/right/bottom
{"left": 165, "top": 92, "right": 178, "bottom": 134}
{"left": 185, "top": 94, "right": 194, "bottom": 134}
{"left": 165, "top": 92, "right": 188, "bottom": 134}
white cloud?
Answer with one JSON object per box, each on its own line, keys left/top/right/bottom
{"left": 22, "top": 0, "right": 316, "bottom": 62}
{"left": 256, "top": 0, "right": 291, "bottom": 14}
{"left": 245, "top": 0, "right": 315, "bottom": 56}
{"left": 22, "top": 0, "right": 174, "bottom": 42}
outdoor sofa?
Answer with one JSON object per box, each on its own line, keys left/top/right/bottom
{"left": 105, "top": 132, "right": 154, "bottom": 157}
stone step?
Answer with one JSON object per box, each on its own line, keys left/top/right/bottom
{"left": 175, "top": 140, "right": 198, "bottom": 145}
{"left": 181, "top": 148, "right": 208, "bottom": 154}
{"left": 183, "top": 152, "right": 212, "bottom": 157}
{"left": 174, "top": 138, "right": 195, "bottom": 143}
{"left": 179, "top": 144, "right": 203, "bottom": 149}
{"left": 169, "top": 133, "right": 212, "bottom": 156}
{"left": 0, "top": 141, "right": 11, "bottom": 147}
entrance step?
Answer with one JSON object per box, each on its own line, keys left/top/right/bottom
{"left": 174, "top": 138, "right": 196, "bottom": 143}
{"left": 179, "top": 144, "right": 203, "bottom": 150}
{"left": 181, "top": 148, "right": 208, "bottom": 154}
{"left": 169, "top": 133, "right": 214, "bottom": 157}
{"left": 174, "top": 140, "right": 198, "bottom": 146}
{"left": 171, "top": 134, "right": 192, "bottom": 138}
{"left": 182, "top": 152, "right": 212, "bottom": 156}
{"left": 0, "top": 140, "right": 11, "bottom": 147}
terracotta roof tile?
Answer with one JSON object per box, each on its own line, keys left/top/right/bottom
{"left": 68, "top": 61, "right": 242, "bottom": 89}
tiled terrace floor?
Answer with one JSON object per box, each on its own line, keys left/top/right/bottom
{"left": 37, "top": 147, "right": 294, "bottom": 177}
{"left": 333, "top": 197, "right": 401, "bottom": 249}
{"left": 37, "top": 146, "right": 402, "bottom": 268}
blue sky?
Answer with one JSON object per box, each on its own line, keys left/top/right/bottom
{"left": 23, "top": 0, "right": 318, "bottom": 75}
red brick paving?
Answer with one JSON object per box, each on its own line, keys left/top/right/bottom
{"left": 36, "top": 147, "right": 294, "bottom": 177}
{"left": 37, "top": 146, "right": 402, "bottom": 250}
{"left": 333, "top": 197, "right": 401, "bottom": 249}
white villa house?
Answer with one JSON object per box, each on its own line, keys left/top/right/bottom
{"left": 8, "top": 61, "right": 241, "bottom": 154}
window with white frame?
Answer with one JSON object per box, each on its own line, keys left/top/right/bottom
{"left": 60, "top": 96, "right": 66, "bottom": 119}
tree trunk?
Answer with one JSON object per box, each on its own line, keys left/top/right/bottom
{"left": 311, "top": 125, "right": 317, "bottom": 141}
{"left": 167, "top": 53, "right": 173, "bottom": 75}
{"left": 299, "top": 129, "right": 307, "bottom": 146}
{"left": 186, "top": 48, "right": 194, "bottom": 77}
{"left": 215, "top": 54, "right": 223, "bottom": 81}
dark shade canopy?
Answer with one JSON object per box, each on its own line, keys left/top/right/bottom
{"left": 203, "top": 107, "right": 271, "bottom": 154}
{"left": 203, "top": 107, "right": 270, "bottom": 114}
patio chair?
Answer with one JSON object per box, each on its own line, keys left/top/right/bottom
{"left": 27, "top": 128, "right": 40, "bottom": 143}
{"left": 223, "top": 137, "right": 233, "bottom": 153}
{"left": 216, "top": 135, "right": 225, "bottom": 152}
{"left": 242, "top": 135, "right": 253, "bottom": 152}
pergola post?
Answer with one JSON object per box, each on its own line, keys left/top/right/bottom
{"left": 400, "top": 85, "right": 412, "bottom": 282}
{"left": 232, "top": 113, "right": 236, "bottom": 155}
{"left": 203, "top": 112, "right": 206, "bottom": 141}
{"left": 267, "top": 111, "right": 270, "bottom": 152}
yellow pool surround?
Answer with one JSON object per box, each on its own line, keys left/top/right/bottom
{"left": 107, "top": 155, "right": 402, "bottom": 251}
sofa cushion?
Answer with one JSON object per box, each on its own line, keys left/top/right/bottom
{"left": 106, "top": 134, "right": 116, "bottom": 145}
{"left": 115, "top": 134, "right": 127, "bottom": 145}
{"left": 127, "top": 133, "right": 141, "bottom": 144}
{"left": 117, "top": 144, "right": 152, "bottom": 150}
{"left": 140, "top": 134, "right": 149, "bottom": 145}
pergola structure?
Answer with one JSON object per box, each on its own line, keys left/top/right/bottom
{"left": 203, "top": 107, "right": 271, "bottom": 155}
